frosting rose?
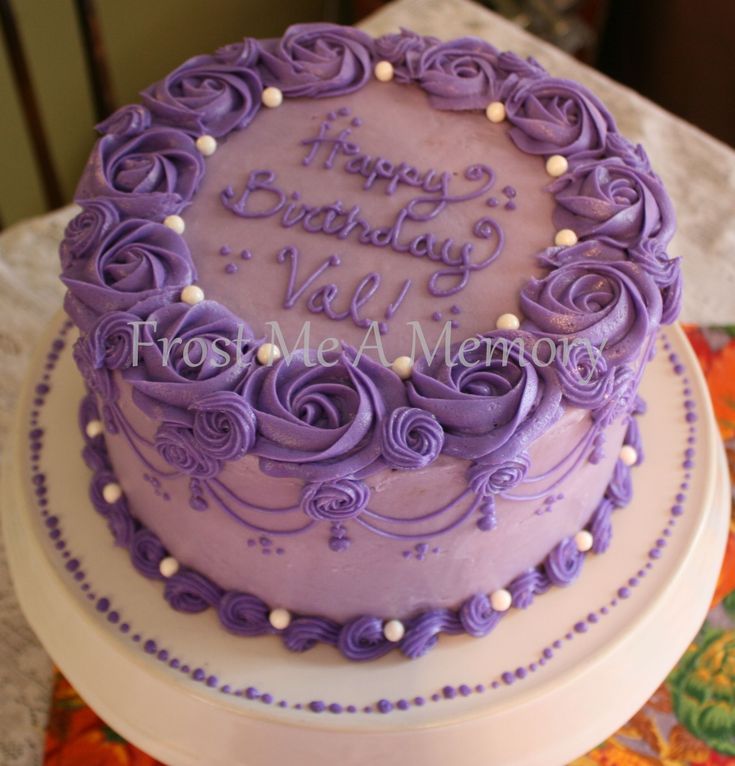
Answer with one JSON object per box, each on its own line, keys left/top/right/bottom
{"left": 604, "top": 133, "right": 652, "bottom": 172}
{"left": 467, "top": 453, "right": 530, "bottom": 496}
{"left": 127, "top": 300, "right": 255, "bottom": 421}
{"left": 130, "top": 528, "right": 166, "bottom": 579}
{"left": 380, "top": 407, "right": 444, "bottom": 470}
{"left": 408, "top": 331, "right": 562, "bottom": 461}
{"left": 244, "top": 347, "right": 407, "bottom": 481}
{"left": 545, "top": 536, "right": 584, "bottom": 586}
{"left": 75, "top": 128, "right": 204, "bottom": 219}
{"left": 520, "top": 260, "right": 662, "bottom": 364}
{"left": 538, "top": 238, "right": 627, "bottom": 271}
{"left": 214, "top": 38, "right": 259, "bottom": 67}
{"left": 415, "top": 38, "right": 507, "bottom": 110}
{"left": 338, "top": 615, "right": 393, "bottom": 661}
{"left": 374, "top": 29, "right": 438, "bottom": 83}
{"left": 459, "top": 593, "right": 502, "bottom": 637}
{"left": 217, "top": 591, "right": 272, "bottom": 636}
{"left": 87, "top": 310, "right": 140, "bottom": 370}
{"left": 95, "top": 104, "right": 151, "bottom": 138}
{"left": 551, "top": 158, "right": 676, "bottom": 248}
{"left": 155, "top": 422, "right": 221, "bottom": 477}
{"left": 164, "top": 569, "right": 222, "bottom": 613}
{"left": 300, "top": 478, "right": 369, "bottom": 521}
{"left": 62, "top": 219, "right": 195, "bottom": 326}
{"left": 190, "top": 391, "right": 257, "bottom": 461}
{"left": 73, "top": 335, "right": 116, "bottom": 402}
{"left": 258, "top": 23, "right": 373, "bottom": 98}
{"left": 142, "top": 53, "right": 261, "bottom": 137}
{"left": 554, "top": 339, "right": 617, "bottom": 409}
{"left": 628, "top": 238, "right": 682, "bottom": 325}
{"left": 506, "top": 77, "right": 616, "bottom": 160}
{"left": 594, "top": 364, "right": 636, "bottom": 425}
{"left": 60, "top": 200, "right": 119, "bottom": 271}
{"left": 496, "top": 51, "right": 546, "bottom": 79}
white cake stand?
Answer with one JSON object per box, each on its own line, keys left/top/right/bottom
{"left": 2, "top": 314, "right": 730, "bottom": 766}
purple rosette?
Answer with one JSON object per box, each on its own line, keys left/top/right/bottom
{"left": 60, "top": 200, "right": 120, "bottom": 271}
{"left": 86, "top": 310, "right": 140, "bottom": 370}
{"left": 164, "top": 569, "right": 222, "bottom": 614}
{"left": 95, "top": 104, "right": 151, "bottom": 138}
{"left": 537, "top": 238, "right": 627, "bottom": 271}
{"left": 244, "top": 347, "right": 407, "bottom": 481}
{"left": 508, "top": 567, "right": 550, "bottom": 609}
{"left": 554, "top": 340, "right": 617, "bottom": 409}
{"left": 374, "top": 29, "right": 438, "bottom": 83}
{"left": 283, "top": 616, "right": 341, "bottom": 652}
{"left": 258, "top": 23, "right": 373, "bottom": 98}
{"left": 142, "top": 53, "right": 261, "bottom": 137}
{"left": 628, "top": 238, "right": 682, "bottom": 325}
{"left": 217, "top": 591, "right": 273, "bottom": 636}
{"left": 127, "top": 300, "right": 255, "bottom": 421}
{"left": 338, "top": 615, "right": 393, "bottom": 661}
{"left": 415, "top": 37, "right": 508, "bottom": 110}
{"left": 75, "top": 127, "right": 204, "bottom": 219}
{"left": 300, "top": 478, "right": 370, "bottom": 521}
{"left": 154, "top": 422, "right": 221, "bottom": 478}
{"left": 551, "top": 158, "right": 676, "bottom": 249}
{"left": 408, "top": 331, "right": 562, "bottom": 461}
{"left": 190, "top": 391, "right": 256, "bottom": 461}
{"left": 214, "top": 38, "right": 259, "bottom": 67}
{"left": 520, "top": 260, "right": 662, "bottom": 364}
{"left": 380, "top": 407, "right": 444, "bottom": 470}
{"left": 594, "top": 364, "right": 636, "bottom": 425}
{"left": 506, "top": 77, "right": 617, "bottom": 160}
{"left": 130, "top": 528, "right": 167, "bottom": 580}
{"left": 604, "top": 133, "right": 652, "bottom": 172}
{"left": 496, "top": 50, "right": 546, "bottom": 79}
{"left": 545, "top": 536, "right": 584, "bottom": 586}
{"left": 73, "top": 335, "right": 117, "bottom": 402}
{"left": 459, "top": 593, "right": 502, "bottom": 637}
{"left": 467, "top": 453, "right": 530, "bottom": 496}
{"left": 62, "top": 218, "right": 195, "bottom": 329}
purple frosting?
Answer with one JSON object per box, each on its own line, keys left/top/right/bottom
{"left": 96, "top": 104, "right": 152, "bottom": 138}
{"left": 338, "top": 615, "right": 393, "bottom": 661}
{"left": 214, "top": 38, "right": 259, "bottom": 67}
{"left": 604, "top": 133, "right": 652, "bottom": 172}
{"left": 218, "top": 591, "right": 273, "bottom": 636}
{"left": 130, "top": 528, "right": 167, "bottom": 580}
{"left": 191, "top": 391, "right": 257, "bottom": 461}
{"left": 283, "top": 616, "right": 340, "bottom": 652}
{"left": 301, "top": 478, "right": 370, "bottom": 521}
{"left": 75, "top": 128, "right": 204, "bottom": 219}
{"left": 73, "top": 336, "right": 117, "bottom": 402}
{"left": 258, "top": 23, "right": 373, "bottom": 98}
{"left": 467, "top": 452, "right": 530, "bottom": 496}
{"left": 506, "top": 77, "right": 617, "bottom": 160}
{"left": 520, "top": 260, "right": 662, "bottom": 364}
{"left": 507, "top": 567, "right": 551, "bottom": 609}
{"left": 408, "top": 331, "right": 562, "bottom": 460}
{"left": 380, "top": 406, "right": 444, "bottom": 470}
{"left": 551, "top": 158, "right": 676, "bottom": 249}
{"left": 154, "top": 422, "right": 221, "bottom": 477}
{"left": 401, "top": 609, "right": 463, "bottom": 659}
{"left": 588, "top": 498, "right": 614, "bottom": 553}
{"left": 459, "top": 593, "right": 502, "bottom": 637}
{"left": 606, "top": 459, "right": 633, "bottom": 506}
{"left": 373, "top": 29, "right": 439, "bottom": 84}
{"left": 142, "top": 53, "right": 261, "bottom": 138}
{"left": 244, "top": 348, "right": 407, "bottom": 481}
{"left": 86, "top": 311, "right": 140, "bottom": 371}
{"left": 62, "top": 219, "right": 195, "bottom": 327}
{"left": 628, "top": 238, "right": 682, "bottom": 325}
{"left": 554, "top": 339, "right": 617, "bottom": 409}
{"left": 545, "top": 536, "right": 584, "bottom": 586}
{"left": 60, "top": 200, "right": 120, "bottom": 271}
{"left": 164, "top": 569, "right": 223, "bottom": 614}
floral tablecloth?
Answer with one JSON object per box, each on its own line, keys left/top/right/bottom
{"left": 41, "top": 324, "right": 735, "bottom": 766}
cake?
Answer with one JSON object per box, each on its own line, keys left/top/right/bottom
{"left": 59, "top": 23, "right": 681, "bottom": 661}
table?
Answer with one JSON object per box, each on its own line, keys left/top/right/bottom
{"left": 1, "top": 1, "right": 734, "bottom": 763}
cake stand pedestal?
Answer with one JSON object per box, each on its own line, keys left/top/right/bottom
{"left": 2, "top": 315, "right": 730, "bottom": 766}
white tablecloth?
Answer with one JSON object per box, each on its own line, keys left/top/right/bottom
{"left": 1, "top": 1, "right": 733, "bottom": 762}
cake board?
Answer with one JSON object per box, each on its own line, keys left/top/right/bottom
{"left": 2, "top": 313, "right": 730, "bottom": 766}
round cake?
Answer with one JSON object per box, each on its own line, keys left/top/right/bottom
{"left": 59, "top": 23, "right": 681, "bottom": 661}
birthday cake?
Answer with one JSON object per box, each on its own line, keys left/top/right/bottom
{"left": 59, "top": 23, "right": 681, "bottom": 661}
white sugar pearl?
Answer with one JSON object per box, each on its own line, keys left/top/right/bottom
{"left": 496, "top": 313, "right": 520, "bottom": 331}
{"left": 619, "top": 445, "right": 638, "bottom": 467}
{"left": 257, "top": 343, "right": 282, "bottom": 365}
{"left": 554, "top": 228, "right": 578, "bottom": 247}
{"left": 383, "top": 619, "right": 405, "bottom": 643}
{"left": 85, "top": 419, "right": 104, "bottom": 438}
{"left": 269, "top": 607, "right": 291, "bottom": 630}
{"left": 485, "top": 101, "right": 506, "bottom": 123}
{"left": 163, "top": 214, "right": 185, "bottom": 234}
{"left": 490, "top": 589, "right": 512, "bottom": 612}
{"left": 262, "top": 86, "right": 283, "bottom": 108}
{"left": 391, "top": 355, "right": 413, "bottom": 380}
{"left": 159, "top": 556, "right": 180, "bottom": 578}
{"left": 575, "top": 530, "right": 594, "bottom": 553}
{"left": 546, "top": 154, "right": 569, "bottom": 177}
{"left": 102, "top": 482, "right": 122, "bottom": 504}
{"left": 374, "top": 60, "right": 394, "bottom": 82}
{"left": 195, "top": 135, "right": 217, "bottom": 156}
{"left": 181, "top": 285, "right": 204, "bottom": 305}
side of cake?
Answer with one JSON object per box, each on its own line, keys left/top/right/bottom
{"left": 60, "top": 23, "right": 681, "bottom": 660}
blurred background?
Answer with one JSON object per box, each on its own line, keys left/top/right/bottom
{"left": 1, "top": 0, "right": 733, "bottom": 229}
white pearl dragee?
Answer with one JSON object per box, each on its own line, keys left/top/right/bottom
{"left": 485, "top": 101, "right": 506, "bottom": 123}
{"left": 496, "top": 313, "right": 520, "bottom": 331}
{"left": 269, "top": 608, "right": 291, "bottom": 630}
{"left": 261, "top": 86, "right": 283, "bottom": 108}
{"left": 85, "top": 419, "right": 104, "bottom": 438}
{"left": 374, "top": 60, "right": 394, "bottom": 82}
{"left": 574, "top": 530, "right": 594, "bottom": 553}
{"left": 163, "top": 214, "right": 185, "bottom": 234}
{"left": 391, "top": 355, "right": 413, "bottom": 380}
{"left": 195, "top": 135, "right": 217, "bottom": 156}
{"left": 545, "top": 154, "right": 569, "bottom": 177}
{"left": 159, "top": 556, "right": 180, "bottom": 578}
{"left": 181, "top": 285, "right": 205, "bottom": 305}
{"left": 102, "top": 482, "right": 122, "bottom": 504}
{"left": 619, "top": 445, "right": 638, "bottom": 467}
{"left": 383, "top": 619, "right": 405, "bottom": 642}
{"left": 554, "top": 228, "right": 578, "bottom": 247}
{"left": 257, "top": 342, "right": 282, "bottom": 365}
{"left": 490, "top": 589, "right": 512, "bottom": 612}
